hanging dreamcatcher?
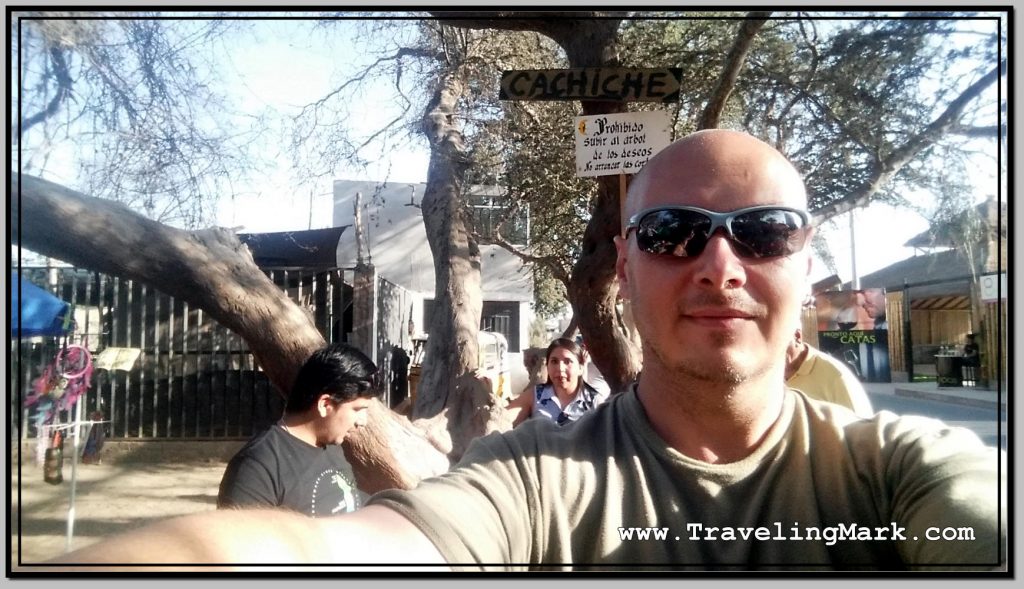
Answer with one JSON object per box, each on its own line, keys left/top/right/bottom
{"left": 25, "top": 341, "right": 94, "bottom": 429}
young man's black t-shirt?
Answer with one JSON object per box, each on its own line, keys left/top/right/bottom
{"left": 217, "top": 425, "right": 366, "bottom": 517}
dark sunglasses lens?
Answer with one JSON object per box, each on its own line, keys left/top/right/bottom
{"left": 635, "top": 209, "right": 710, "bottom": 257}
{"left": 731, "top": 209, "right": 808, "bottom": 258}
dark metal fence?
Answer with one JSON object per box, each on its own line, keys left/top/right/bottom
{"left": 13, "top": 266, "right": 351, "bottom": 440}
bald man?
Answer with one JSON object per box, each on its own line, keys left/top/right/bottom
{"left": 52, "top": 131, "right": 1003, "bottom": 571}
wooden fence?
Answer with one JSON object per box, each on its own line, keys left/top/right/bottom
{"left": 981, "top": 299, "right": 1007, "bottom": 388}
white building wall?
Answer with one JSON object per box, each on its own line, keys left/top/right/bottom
{"left": 333, "top": 180, "right": 535, "bottom": 350}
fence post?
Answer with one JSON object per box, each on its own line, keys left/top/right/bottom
{"left": 351, "top": 262, "right": 378, "bottom": 363}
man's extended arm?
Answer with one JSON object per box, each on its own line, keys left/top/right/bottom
{"left": 48, "top": 505, "right": 446, "bottom": 569}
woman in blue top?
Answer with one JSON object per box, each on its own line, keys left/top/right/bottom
{"left": 507, "top": 337, "right": 607, "bottom": 427}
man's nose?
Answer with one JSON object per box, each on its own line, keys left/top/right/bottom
{"left": 692, "top": 232, "right": 747, "bottom": 289}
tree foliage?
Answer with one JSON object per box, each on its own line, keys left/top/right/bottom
{"left": 752, "top": 17, "right": 1001, "bottom": 219}
{"left": 613, "top": 13, "right": 1004, "bottom": 221}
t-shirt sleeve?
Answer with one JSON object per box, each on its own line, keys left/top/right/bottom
{"left": 367, "top": 431, "right": 539, "bottom": 569}
{"left": 836, "top": 369, "right": 873, "bottom": 416}
{"left": 216, "top": 455, "right": 279, "bottom": 509}
{"left": 879, "top": 415, "right": 1006, "bottom": 569}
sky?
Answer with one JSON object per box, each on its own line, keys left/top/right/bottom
{"left": 212, "top": 21, "right": 431, "bottom": 233}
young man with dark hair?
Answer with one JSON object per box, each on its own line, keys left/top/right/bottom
{"left": 217, "top": 342, "right": 379, "bottom": 517}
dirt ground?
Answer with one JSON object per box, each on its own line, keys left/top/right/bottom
{"left": 10, "top": 453, "right": 227, "bottom": 568}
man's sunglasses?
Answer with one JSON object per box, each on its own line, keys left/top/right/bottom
{"left": 624, "top": 205, "right": 812, "bottom": 259}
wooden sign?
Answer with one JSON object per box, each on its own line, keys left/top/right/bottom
{"left": 574, "top": 110, "right": 672, "bottom": 177}
{"left": 500, "top": 67, "right": 682, "bottom": 103}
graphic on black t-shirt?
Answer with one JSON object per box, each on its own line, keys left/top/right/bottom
{"left": 311, "top": 468, "right": 360, "bottom": 517}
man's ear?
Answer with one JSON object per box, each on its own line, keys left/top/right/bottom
{"left": 614, "top": 234, "right": 631, "bottom": 300}
{"left": 316, "top": 394, "right": 332, "bottom": 417}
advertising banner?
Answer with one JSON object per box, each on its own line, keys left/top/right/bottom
{"left": 814, "top": 289, "right": 891, "bottom": 383}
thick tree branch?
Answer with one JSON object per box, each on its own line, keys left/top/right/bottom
{"left": 699, "top": 12, "right": 772, "bottom": 130}
{"left": 431, "top": 11, "right": 626, "bottom": 61}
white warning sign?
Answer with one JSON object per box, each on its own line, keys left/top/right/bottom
{"left": 574, "top": 110, "right": 672, "bottom": 177}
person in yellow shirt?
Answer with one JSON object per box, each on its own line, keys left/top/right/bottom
{"left": 785, "top": 328, "right": 874, "bottom": 416}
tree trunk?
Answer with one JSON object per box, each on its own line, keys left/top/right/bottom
{"left": 550, "top": 19, "right": 644, "bottom": 393}
{"left": 566, "top": 176, "right": 642, "bottom": 392}
{"left": 342, "top": 400, "right": 450, "bottom": 494}
{"left": 408, "top": 64, "right": 515, "bottom": 458}
{"left": 12, "top": 173, "right": 448, "bottom": 490}
{"left": 413, "top": 72, "right": 484, "bottom": 420}
{"left": 446, "top": 15, "right": 646, "bottom": 392}
{"left": 429, "top": 13, "right": 642, "bottom": 392}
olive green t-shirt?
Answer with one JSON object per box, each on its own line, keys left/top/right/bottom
{"left": 370, "top": 387, "right": 1004, "bottom": 571}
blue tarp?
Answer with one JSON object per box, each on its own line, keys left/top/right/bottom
{"left": 11, "top": 272, "right": 72, "bottom": 337}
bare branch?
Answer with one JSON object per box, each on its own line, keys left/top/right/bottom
{"left": 18, "top": 46, "right": 74, "bottom": 136}
{"left": 474, "top": 231, "right": 571, "bottom": 286}
{"left": 355, "top": 108, "right": 412, "bottom": 152}
{"left": 812, "top": 60, "right": 1005, "bottom": 221}
{"left": 949, "top": 123, "right": 1006, "bottom": 139}
{"left": 298, "top": 46, "right": 440, "bottom": 116}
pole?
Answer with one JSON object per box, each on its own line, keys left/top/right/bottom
{"left": 308, "top": 188, "right": 314, "bottom": 230}
{"left": 619, "top": 172, "right": 628, "bottom": 237}
{"left": 354, "top": 192, "right": 365, "bottom": 265}
{"left": 66, "top": 398, "right": 82, "bottom": 552}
